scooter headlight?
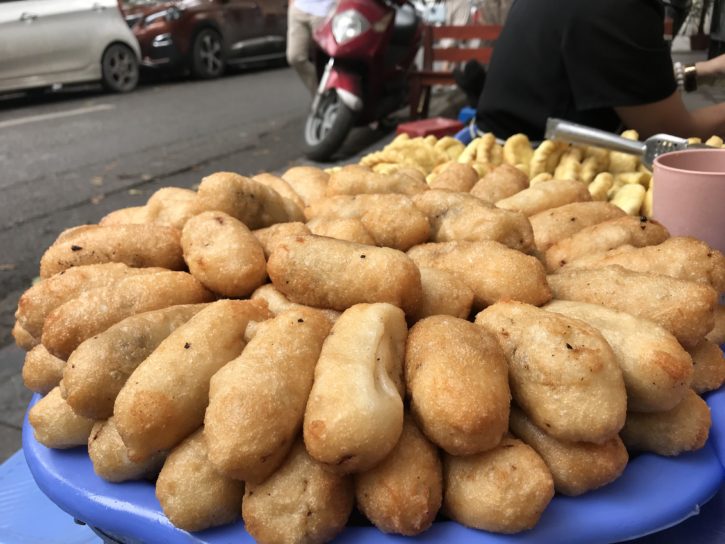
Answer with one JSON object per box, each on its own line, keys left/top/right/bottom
{"left": 331, "top": 10, "right": 370, "bottom": 44}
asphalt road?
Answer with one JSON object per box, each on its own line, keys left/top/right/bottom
{"left": 0, "top": 65, "right": 395, "bottom": 350}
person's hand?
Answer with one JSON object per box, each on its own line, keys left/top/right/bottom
{"left": 695, "top": 53, "right": 725, "bottom": 84}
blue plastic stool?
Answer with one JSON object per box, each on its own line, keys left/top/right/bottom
{"left": 0, "top": 450, "right": 99, "bottom": 543}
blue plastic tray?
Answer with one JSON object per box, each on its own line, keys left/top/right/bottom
{"left": 23, "top": 388, "right": 725, "bottom": 544}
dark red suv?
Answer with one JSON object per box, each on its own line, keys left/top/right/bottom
{"left": 123, "top": 0, "right": 288, "bottom": 78}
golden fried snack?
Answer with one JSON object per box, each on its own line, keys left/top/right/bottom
{"left": 580, "top": 156, "right": 605, "bottom": 184}
{"left": 529, "top": 140, "right": 567, "bottom": 177}
{"left": 508, "top": 406, "right": 628, "bottom": 496}
{"left": 12, "top": 322, "right": 37, "bottom": 351}
{"left": 250, "top": 284, "right": 340, "bottom": 323}
{"left": 476, "top": 301, "right": 626, "bottom": 443}
{"left": 88, "top": 418, "right": 166, "bottom": 483}
{"left": 495, "top": 179, "right": 591, "bottom": 217}
{"left": 413, "top": 190, "right": 534, "bottom": 252}
{"left": 22, "top": 345, "right": 65, "bottom": 394}
{"left": 113, "top": 300, "right": 272, "bottom": 462}
{"left": 406, "top": 316, "right": 509, "bottom": 455}
{"left": 470, "top": 164, "right": 529, "bottom": 204}
{"left": 306, "top": 216, "right": 376, "bottom": 245}
{"left": 458, "top": 133, "right": 502, "bottom": 166}
{"left": 706, "top": 135, "right": 724, "bottom": 147}
{"left": 354, "top": 415, "right": 442, "bottom": 536}
{"left": 412, "top": 267, "right": 474, "bottom": 321}
{"left": 620, "top": 390, "right": 711, "bottom": 456}
{"left": 553, "top": 148, "right": 583, "bottom": 181}
{"left": 99, "top": 206, "right": 149, "bottom": 226}
{"left": 269, "top": 235, "right": 422, "bottom": 315}
{"left": 688, "top": 339, "right": 725, "bottom": 394}
{"left": 609, "top": 151, "right": 640, "bottom": 175}
{"left": 545, "top": 215, "right": 670, "bottom": 272}
{"left": 305, "top": 194, "right": 430, "bottom": 251}
{"left": 15, "top": 263, "right": 163, "bottom": 346}
{"left": 503, "top": 133, "right": 534, "bottom": 175}
{"left": 205, "top": 308, "right": 332, "bottom": 483}
{"left": 253, "top": 172, "right": 306, "bottom": 209}
{"left": 39, "top": 224, "right": 184, "bottom": 278}
{"left": 544, "top": 300, "right": 693, "bottom": 412}
{"left": 529, "top": 201, "right": 626, "bottom": 254}
{"left": 530, "top": 173, "right": 553, "bottom": 185}
{"left": 407, "top": 240, "right": 551, "bottom": 309}
{"left": 197, "top": 171, "right": 304, "bottom": 229}
{"left": 362, "top": 138, "right": 449, "bottom": 174}
{"left": 706, "top": 304, "right": 725, "bottom": 344}
{"left": 243, "top": 440, "right": 354, "bottom": 544}
{"left": 548, "top": 266, "right": 717, "bottom": 348}
{"left": 145, "top": 187, "right": 205, "bottom": 229}
{"left": 326, "top": 164, "right": 428, "bottom": 196}
{"left": 610, "top": 183, "right": 646, "bottom": 215}
{"left": 253, "top": 221, "right": 311, "bottom": 258}
{"left": 281, "top": 165, "right": 329, "bottom": 207}
{"left": 28, "top": 387, "right": 96, "bottom": 449}
{"left": 62, "top": 304, "right": 207, "bottom": 420}
{"left": 443, "top": 436, "right": 554, "bottom": 534}
{"left": 42, "top": 271, "right": 212, "bottom": 359}
{"left": 304, "top": 303, "right": 406, "bottom": 474}
{"left": 156, "top": 429, "right": 244, "bottom": 532}
{"left": 588, "top": 172, "right": 615, "bottom": 201}
{"left": 559, "top": 237, "right": 725, "bottom": 293}
{"left": 427, "top": 162, "right": 479, "bottom": 192}
{"left": 181, "top": 211, "right": 266, "bottom": 297}
{"left": 434, "top": 136, "right": 466, "bottom": 160}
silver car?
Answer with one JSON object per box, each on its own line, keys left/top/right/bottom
{"left": 0, "top": 0, "right": 142, "bottom": 94}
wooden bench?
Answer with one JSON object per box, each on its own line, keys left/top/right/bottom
{"left": 409, "top": 23, "right": 502, "bottom": 119}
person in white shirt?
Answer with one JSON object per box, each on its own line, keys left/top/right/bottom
{"left": 287, "top": 0, "right": 336, "bottom": 95}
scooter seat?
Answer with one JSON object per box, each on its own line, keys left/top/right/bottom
{"left": 391, "top": 5, "right": 420, "bottom": 46}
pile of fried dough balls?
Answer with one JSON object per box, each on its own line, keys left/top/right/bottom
{"left": 359, "top": 130, "right": 725, "bottom": 218}
{"left": 17, "top": 152, "right": 725, "bottom": 543}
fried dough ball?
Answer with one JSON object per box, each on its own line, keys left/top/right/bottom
{"left": 509, "top": 406, "right": 628, "bottom": 496}
{"left": 243, "top": 440, "right": 354, "bottom": 544}
{"left": 470, "top": 164, "right": 529, "bottom": 204}
{"left": 29, "top": 387, "right": 96, "bottom": 449}
{"left": 405, "top": 316, "right": 510, "bottom": 455}
{"left": 355, "top": 415, "right": 442, "bottom": 536}
{"left": 22, "top": 345, "right": 65, "bottom": 395}
{"left": 620, "top": 390, "right": 711, "bottom": 456}
{"left": 303, "top": 303, "right": 406, "bottom": 474}
{"left": 156, "top": 429, "right": 244, "bottom": 532}
{"left": 476, "top": 301, "right": 626, "bottom": 444}
{"left": 181, "top": 211, "right": 266, "bottom": 297}
{"left": 39, "top": 224, "right": 184, "bottom": 278}
{"left": 548, "top": 266, "right": 717, "bottom": 348}
{"left": 443, "top": 436, "right": 554, "bottom": 534}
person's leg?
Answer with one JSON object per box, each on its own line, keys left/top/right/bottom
{"left": 286, "top": 7, "right": 318, "bottom": 95}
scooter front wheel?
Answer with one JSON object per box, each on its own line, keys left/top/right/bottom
{"left": 303, "top": 90, "right": 356, "bottom": 162}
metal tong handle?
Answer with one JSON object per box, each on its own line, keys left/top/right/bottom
{"left": 545, "top": 118, "right": 646, "bottom": 156}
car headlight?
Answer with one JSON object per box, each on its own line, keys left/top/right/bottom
{"left": 331, "top": 10, "right": 369, "bottom": 44}
{"left": 144, "top": 6, "right": 182, "bottom": 25}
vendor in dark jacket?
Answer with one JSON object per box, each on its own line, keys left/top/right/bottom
{"left": 475, "top": 0, "right": 725, "bottom": 140}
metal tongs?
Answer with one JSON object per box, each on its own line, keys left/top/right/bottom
{"left": 545, "top": 118, "right": 711, "bottom": 169}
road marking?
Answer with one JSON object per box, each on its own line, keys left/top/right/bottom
{"left": 0, "top": 103, "right": 115, "bottom": 129}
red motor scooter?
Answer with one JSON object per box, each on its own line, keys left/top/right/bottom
{"left": 303, "top": 0, "right": 423, "bottom": 161}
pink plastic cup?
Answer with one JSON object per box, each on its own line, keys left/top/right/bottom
{"left": 653, "top": 148, "right": 725, "bottom": 255}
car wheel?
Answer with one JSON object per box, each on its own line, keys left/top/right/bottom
{"left": 101, "top": 43, "right": 139, "bottom": 93}
{"left": 191, "top": 29, "right": 225, "bottom": 79}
